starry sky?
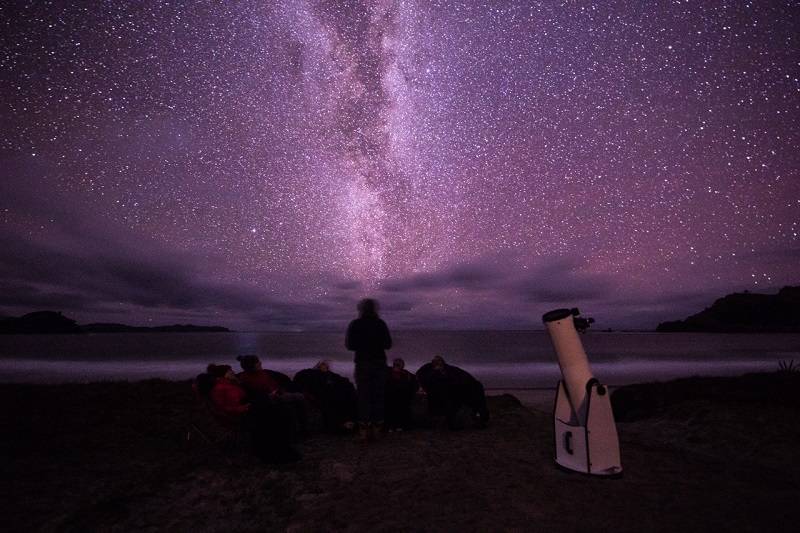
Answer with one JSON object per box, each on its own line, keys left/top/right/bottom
{"left": 1, "top": 0, "right": 798, "bottom": 330}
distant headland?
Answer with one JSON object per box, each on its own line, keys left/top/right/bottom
{"left": 656, "top": 286, "right": 800, "bottom": 333}
{"left": 0, "top": 311, "right": 230, "bottom": 334}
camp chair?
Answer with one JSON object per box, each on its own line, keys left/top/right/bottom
{"left": 187, "top": 383, "right": 247, "bottom": 450}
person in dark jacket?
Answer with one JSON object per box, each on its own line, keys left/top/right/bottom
{"left": 199, "top": 363, "right": 300, "bottom": 463}
{"left": 236, "top": 355, "right": 307, "bottom": 434}
{"left": 345, "top": 298, "right": 392, "bottom": 439}
{"left": 293, "top": 361, "right": 357, "bottom": 432}
{"left": 416, "top": 356, "right": 489, "bottom": 429}
{"left": 385, "top": 358, "right": 419, "bottom": 431}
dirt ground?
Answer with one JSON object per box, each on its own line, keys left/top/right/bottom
{"left": 1, "top": 374, "right": 799, "bottom": 532}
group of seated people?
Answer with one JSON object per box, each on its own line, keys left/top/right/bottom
{"left": 193, "top": 354, "right": 489, "bottom": 463}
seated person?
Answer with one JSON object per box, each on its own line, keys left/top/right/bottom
{"left": 385, "top": 358, "right": 419, "bottom": 431}
{"left": 237, "top": 355, "right": 295, "bottom": 397}
{"left": 293, "top": 361, "right": 357, "bottom": 432}
{"left": 198, "top": 363, "right": 300, "bottom": 463}
{"left": 267, "top": 368, "right": 297, "bottom": 392}
{"left": 204, "top": 363, "right": 250, "bottom": 426}
{"left": 236, "top": 355, "right": 307, "bottom": 432}
{"left": 416, "top": 356, "right": 489, "bottom": 429}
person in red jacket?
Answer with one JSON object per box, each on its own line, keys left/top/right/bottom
{"left": 206, "top": 364, "right": 250, "bottom": 425}
{"left": 202, "top": 363, "right": 300, "bottom": 463}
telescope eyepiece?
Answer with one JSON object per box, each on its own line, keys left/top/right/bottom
{"left": 542, "top": 308, "right": 576, "bottom": 323}
{"left": 542, "top": 308, "right": 594, "bottom": 332}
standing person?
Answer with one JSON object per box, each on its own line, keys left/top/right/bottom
{"left": 346, "top": 298, "right": 392, "bottom": 440}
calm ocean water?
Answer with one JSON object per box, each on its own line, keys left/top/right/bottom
{"left": 0, "top": 331, "right": 798, "bottom": 387}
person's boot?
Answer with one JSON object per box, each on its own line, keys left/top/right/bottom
{"left": 473, "top": 409, "right": 489, "bottom": 429}
{"left": 357, "top": 422, "right": 371, "bottom": 441}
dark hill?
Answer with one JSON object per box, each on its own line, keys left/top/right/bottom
{"left": 0, "top": 311, "right": 230, "bottom": 334}
{"left": 656, "top": 286, "right": 800, "bottom": 332}
{"left": 0, "top": 311, "right": 82, "bottom": 334}
{"left": 81, "top": 323, "right": 230, "bottom": 333}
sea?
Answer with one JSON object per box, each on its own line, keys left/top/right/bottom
{"left": 0, "top": 330, "right": 798, "bottom": 388}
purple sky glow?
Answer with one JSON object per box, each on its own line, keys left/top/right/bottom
{"left": 1, "top": 1, "right": 798, "bottom": 330}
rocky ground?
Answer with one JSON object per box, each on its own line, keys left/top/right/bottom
{"left": 1, "top": 373, "right": 799, "bottom": 532}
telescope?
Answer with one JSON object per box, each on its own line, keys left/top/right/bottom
{"left": 543, "top": 308, "right": 622, "bottom": 476}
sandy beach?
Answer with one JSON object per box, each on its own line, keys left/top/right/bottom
{"left": 2, "top": 373, "right": 799, "bottom": 532}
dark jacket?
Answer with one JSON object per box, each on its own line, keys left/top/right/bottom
{"left": 386, "top": 367, "right": 419, "bottom": 397}
{"left": 293, "top": 368, "right": 355, "bottom": 402}
{"left": 345, "top": 316, "right": 392, "bottom": 364}
{"left": 237, "top": 370, "right": 281, "bottom": 397}
{"left": 417, "top": 362, "right": 478, "bottom": 391}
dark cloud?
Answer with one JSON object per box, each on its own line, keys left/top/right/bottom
{"left": 0, "top": 227, "right": 286, "bottom": 325}
{"left": 331, "top": 279, "right": 363, "bottom": 291}
{"left": 739, "top": 247, "right": 800, "bottom": 264}
{"left": 380, "top": 253, "right": 613, "bottom": 303}
{"left": 0, "top": 223, "right": 776, "bottom": 331}
{"left": 512, "top": 256, "right": 614, "bottom": 303}
{"left": 381, "top": 257, "right": 505, "bottom": 293}
{"left": 0, "top": 178, "right": 788, "bottom": 331}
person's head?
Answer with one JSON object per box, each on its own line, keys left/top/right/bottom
{"left": 392, "top": 358, "right": 405, "bottom": 370}
{"left": 207, "top": 363, "right": 236, "bottom": 381}
{"left": 432, "top": 356, "right": 446, "bottom": 371}
{"left": 194, "top": 372, "right": 216, "bottom": 398}
{"left": 357, "top": 298, "right": 379, "bottom": 318}
{"left": 237, "top": 354, "right": 261, "bottom": 373}
{"left": 314, "top": 360, "right": 330, "bottom": 373}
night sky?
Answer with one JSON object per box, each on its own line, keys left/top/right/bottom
{"left": 1, "top": 1, "right": 798, "bottom": 330}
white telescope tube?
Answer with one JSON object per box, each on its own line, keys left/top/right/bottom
{"left": 543, "top": 308, "right": 622, "bottom": 476}
{"left": 543, "top": 308, "right": 593, "bottom": 423}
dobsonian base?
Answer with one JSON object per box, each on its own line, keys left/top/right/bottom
{"left": 553, "top": 380, "right": 622, "bottom": 476}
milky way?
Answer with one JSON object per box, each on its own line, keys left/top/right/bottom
{"left": 1, "top": 1, "right": 798, "bottom": 329}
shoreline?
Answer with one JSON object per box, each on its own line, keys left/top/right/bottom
{"left": 0, "top": 358, "right": 783, "bottom": 389}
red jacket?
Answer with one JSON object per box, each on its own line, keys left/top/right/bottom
{"left": 209, "top": 378, "right": 249, "bottom": 423}
{"left": 238, "top": 370, "right": 280, "bottom": 397}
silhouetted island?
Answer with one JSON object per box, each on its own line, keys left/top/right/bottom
{"left": 656, "top": 286, "right": 800, "bottom": 332}
{"left": 81, "top": 323, "right": 231, "bottom": 333}
{"left": 0, "top": 311, "right": 230, "bottom": 334}
{"left": 0, "top": 311, "right": 82, "bottom": 334}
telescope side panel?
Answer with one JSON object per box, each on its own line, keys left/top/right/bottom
{"left": 554, "top": 419, "right": 588, "bottom": 473}
{"left": 586, "top": 386, "right": 622, "bottom": 475}
{"left": 545, "top": 317, "right": 594, "bottom": 423}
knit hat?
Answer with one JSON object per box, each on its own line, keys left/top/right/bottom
{"left": 207, "top": 363, "right": 232, "bottom": 378}
{"left": 236, "top": 354, "right": 260, "bottom": 372}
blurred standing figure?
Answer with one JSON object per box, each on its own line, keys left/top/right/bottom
{"left": 346, "top": 298, "right": 392, "bottom": 440}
